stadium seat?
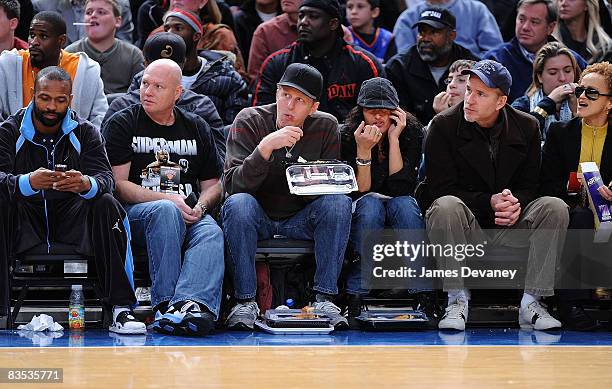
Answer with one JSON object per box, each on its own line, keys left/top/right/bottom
{"left": 7, "top": 243, "right": 107, "bottom": 329}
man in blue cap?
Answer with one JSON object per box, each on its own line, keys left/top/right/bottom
{"left": 224, "top": 63, "right": 352, "bottom": 330}
{"left": 422, "top": 59, "right": 570, "bottom": 331}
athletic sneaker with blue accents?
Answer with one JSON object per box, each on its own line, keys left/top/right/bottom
{"left": 152, "top": 300, "right": 215, "bottom": 336}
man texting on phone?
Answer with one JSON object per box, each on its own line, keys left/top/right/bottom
{"left": 0, "top": 66, "right": 146, "bottom": 334}
{"left": 103, "top": 58, "right": 224, "bottom": 337}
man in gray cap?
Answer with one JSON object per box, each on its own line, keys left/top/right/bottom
{"left": 423, "top": 59, "right": 569, "bottom": 331}
{"left": 223, "top": 63, "right": 352, "bottom": 330}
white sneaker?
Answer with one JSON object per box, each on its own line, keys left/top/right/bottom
{"left": 519, "top": 301, "right": 562, "bottom": 330}
{"left": 438, "top": 299, "right": 468, "bottom": 331}
{"left": 135, "top": 287, "right": 151, "bottom": 304}
{"left": 312, "top": 301, "right": 348, "bottom": 329}
{"left": 109, "top": 309, "right": 147, "bottom": 335}
{"left": 226, "top": 301, "right": 260, "bottom": 330}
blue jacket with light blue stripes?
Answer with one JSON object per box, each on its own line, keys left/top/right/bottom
{"left": 0, "top": 104, "right": 115, "bottom": 203}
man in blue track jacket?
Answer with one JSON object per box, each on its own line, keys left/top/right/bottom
{"left": 0, "top": 66, "right": 146, "bottom": 335}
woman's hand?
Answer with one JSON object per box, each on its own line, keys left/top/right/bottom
{"left": 598, "top": 184, "right": 612, "bottom": 202}
{"left": 548, "top": 83, "right": 577, "bottom": 104}
{"left": 388, "top": 109, "right": 407, "bottom": 141}
{"left": 354, "top": 121, "right": 381, "bottom": 157}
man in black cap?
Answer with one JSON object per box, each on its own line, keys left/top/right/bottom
{"left": 423, "top": 59, "right": 569, "bottom": 331}
{"left": 386, "top": 7, "right": 478, "bottom": 125}
{"left": 252, "top": 0, "right": 384, "bottom": 124}
{"left": 223, "top": 63, "right": 352, "bottom": 330}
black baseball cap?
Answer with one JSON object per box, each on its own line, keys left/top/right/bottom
{"left": 357, "top": 78, "right": 399, "bottom": 110}
{"left": 462, "top": 60, "right": 513, "bottom": 96}
{"left": 301, "top": 0, "right": 341, "bottom": 19}
{"left": 412, "top": 7, "right": 456, "bottom": 30}
{"left": 277, "top": 63, "right": 323, "bottom": 101}
{"left": 143, "top": 32, "right": 187, "bottom": 65}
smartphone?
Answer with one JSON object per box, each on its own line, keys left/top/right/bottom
{"left": 54, "top": 164, "right": 67, "bottom": 172}
{"left": 185, "top": 192, "right": 198, "bottom": 208}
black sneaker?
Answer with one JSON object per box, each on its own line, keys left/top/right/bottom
{"left": 109, "top": 310, "right": 147, "bottom": 335}
{"left": 415, "top": 291, "right": 441, "bottom": 326}
{"left": 347, "top": 294, "right": 362, "bottom": 330}
{"left": 559, "top": 303, "right": 600, "bottom": 331}
{"left": 153, "top": 301, "right": 215, "bottom": 336}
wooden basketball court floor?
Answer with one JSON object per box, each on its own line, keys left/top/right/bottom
{"left": 2, "top": 329, "right": 612, "bottom": 388}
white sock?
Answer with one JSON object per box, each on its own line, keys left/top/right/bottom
{"left": 112, "top": 305, "right": 130, "bottom": 322}
{"left": 448, "top": 289, "right": 469, "bottom": 305}
{"left": 521, "top": 293, "right": 539, "bottom": 309}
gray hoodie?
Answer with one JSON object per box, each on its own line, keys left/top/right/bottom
{"left": 0, "top": 49, "right": 108, "bottom": 129}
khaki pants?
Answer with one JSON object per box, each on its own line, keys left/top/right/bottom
{"left": 426, "top": 196, "right": 569, "bottom": 296}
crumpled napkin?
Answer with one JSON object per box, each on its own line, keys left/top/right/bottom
{"left": 17, "top": 314, "right": 64, "bottom": 332}
{"left": 17, "top": 330, "right": 64, "bottom": 347}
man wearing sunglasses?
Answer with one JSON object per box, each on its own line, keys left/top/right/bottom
{"left": 540, "top": 61, "right": 612, "bottom": 331}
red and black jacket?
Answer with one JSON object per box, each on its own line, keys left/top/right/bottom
{"left": 253, "top": 37, "right": 384, "bottom": 124}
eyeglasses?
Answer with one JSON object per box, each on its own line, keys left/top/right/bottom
{"left": 574, "top": 86, "right": 612, "bottom": 101}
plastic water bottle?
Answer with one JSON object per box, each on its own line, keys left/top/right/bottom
{"left": 68, "top": 285, "right": 85, "bottom": 330}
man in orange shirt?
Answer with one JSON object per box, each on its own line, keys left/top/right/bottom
{"left": 0, "top": 11, "right": 108, "bottom": 128}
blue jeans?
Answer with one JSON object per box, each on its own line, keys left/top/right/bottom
{"left": 124, "top": 200, "right": 225, "bottom": 319}
{"left": 347, "top": 195, "right": 428, "bottom": 295}
{"left": 222, "top": 193, "right": 352, "bottom": 300}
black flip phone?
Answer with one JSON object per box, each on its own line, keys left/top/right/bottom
{"left": 185, "top": 192, "right": 198, "bottom": 208}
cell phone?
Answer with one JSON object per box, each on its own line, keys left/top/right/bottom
{"left": 185, "top": 192, "right": 198, "bottom": 208}
{"left": 54, "top": 164, "right": 67, "bottom": 172}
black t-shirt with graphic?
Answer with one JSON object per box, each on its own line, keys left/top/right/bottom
{"left": 102, "top": 104, "right": 222, "bottom": 197}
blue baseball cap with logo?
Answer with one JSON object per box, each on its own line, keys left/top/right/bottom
{"left": 461, "top": 60, "right": 513, "bottom": 96}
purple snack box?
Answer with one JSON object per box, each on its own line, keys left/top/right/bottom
{"left": 580, "top": 162, "right": 612, "bottom": 242}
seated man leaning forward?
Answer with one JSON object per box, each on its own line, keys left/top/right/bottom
{"left": 102, "top": 58, "right": 224, "bottom": 337}
{"left": 223, "top": 63, "right": 352, "bottom": 330}
{"left": 424, "top": 59, "right": 570, "bottom": 331}
{"left": 0, "top": 66, "right": 145, "bottom": 334}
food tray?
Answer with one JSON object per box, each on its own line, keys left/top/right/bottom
{"left": 355, "top": 310, "right": 431, "bottom": 331}
{"left": 286, "top": 162, "right": 357, "bottom": 195}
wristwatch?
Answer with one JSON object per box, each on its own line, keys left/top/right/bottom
{"left": 195, "top": 201, "right": 208, "bottom": 216}
{"left": 356, "top": 158, "right": 372, "bottom": 166}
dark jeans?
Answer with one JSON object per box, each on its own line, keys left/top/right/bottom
{"left": 346, "top": 195, "right": 428, "bottom": 295}
{"left": 222, "top": 193, "right": 352, "bottom": 300}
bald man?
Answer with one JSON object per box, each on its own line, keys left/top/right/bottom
{"left": 102, "top": 58, "right": 225, "bottom": 337}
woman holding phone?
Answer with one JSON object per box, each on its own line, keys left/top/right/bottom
{"left": 540, "top": 61, "right": 612, "bottom": 330}
{"left": 340, "top": 78, "right": 434, "bottom": 323}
